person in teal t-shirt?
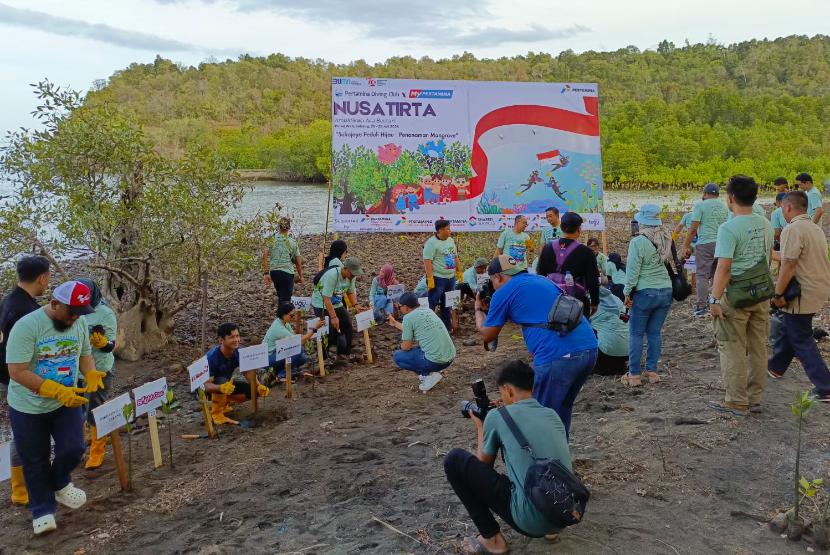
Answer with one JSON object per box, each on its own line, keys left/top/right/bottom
{"left": 262, "top": 218, "right": 304, "bottom": 308}
{"left": 444, "top": 360, "right": 572, "bottom": 553}
{"left": 770, "top": 191, "right": 788, "bottom": 245}
{"left": 263, "top": 302, "right": 324, "bottom": 381}
{"left": 591, "top": 287, "right": 629, "bottom": 375}
{"left": 368, "top": 263, "right": 399, "bottom": 322}
{"left": 797, "top": 172, "right": 824, "bottom": 224}
{"left": 311, "top": 257, "right": 365, "bottom": 362}
{"left": 496, "top": 215, "right": 531, "bottom": 270}
{"left": 685, "top": 184, "right": 729, "bottom": 313}
{"left": 423, "top": 219, "right": 462, "bottom": 331}
{"left": 6, "top": 280, "right": 102, "bottom": 535}
{"left": 387, "top": 293, "right": 455, "bottom": 392}
{"left": 539, "top": 206, "right": 561, "bottom": 248}
{"left": 727, "top": 201, "right": 767, "bottom": 221}
{"left": 76, "top": 278, "right": 117, "bottom": 470}
{"left": 459, "top": 257, "right": 488, "bottom": 301}
{"left": 587, "top": 237, "right": 607, "bottom": 277}
{"left": 708, "top": 175, "right": 773, "bottom": 416}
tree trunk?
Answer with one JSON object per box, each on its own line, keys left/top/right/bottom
{"left": 114, "top": 299, "right": 170, "bottom": 362}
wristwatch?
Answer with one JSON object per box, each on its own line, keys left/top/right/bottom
{"left": 708, "top": 294, "right": 721, "bottom": 305}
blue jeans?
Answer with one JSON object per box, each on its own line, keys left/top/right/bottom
{"left": 428, "top": 276, "right": 456, "bottom": 331}
{"left": 628, "top": 288, "right": 672, "bottom": 375}
{"left": 9, "top": 405, "right": 85, "bottom": 518}
{"left": 393, "top": 347, "right": 452, "bottom": 376}
{"left": 533, "top": 348, "right": 598, "bottom": 438}
{"left": 373, "top": 294, "right": 394, "bottom": 323}
{"left": 769, "top": 312, "right": 830, "bottom": 396}
{"left": 269, "top": 351, "right": 308, "bottom": 378}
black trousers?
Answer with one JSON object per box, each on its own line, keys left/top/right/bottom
{"left": 270, "top": 269, "right": 295, "bottom": 307}
{"left": 444, "top": 448, "right": 531, "bottom": 539}
{"left": 458, "top": 282, "right": 475, "bottom": 301}
{"left": 609, "top": 283, "right": 625, "bottom": 302}
{"left": 593, "top": 349, "right": 628, "bottom": 375}
{"left": 314, "top": 305, "right": 352, "bottom": 357}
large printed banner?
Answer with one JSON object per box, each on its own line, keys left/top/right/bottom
{"left": 331, "top": 78, "right": 604, "bottom": 232}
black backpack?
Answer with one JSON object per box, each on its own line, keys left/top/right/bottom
{"left": 498, "top": 407, "right": 590, "bottom": 528}
{"left": 312, "top": 265, "right": 339, "bottom": 287}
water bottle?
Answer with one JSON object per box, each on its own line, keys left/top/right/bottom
{"left": 564, "top": 271, "right": 574, "bottom": 288}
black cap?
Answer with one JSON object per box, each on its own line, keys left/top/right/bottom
{"left": 398, "top": 292, "right": 420, "bottom": 309}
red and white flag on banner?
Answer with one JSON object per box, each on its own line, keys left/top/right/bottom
{"left": 536, "top": 149, "right": 561, "bottom": 161}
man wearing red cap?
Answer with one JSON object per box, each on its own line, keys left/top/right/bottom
{"left": 5, "top": 280, "right": 105, "bottom": 535}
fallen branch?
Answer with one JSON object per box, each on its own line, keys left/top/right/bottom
{"left": 371, "top": 516, "right": 424, "bottom": 545}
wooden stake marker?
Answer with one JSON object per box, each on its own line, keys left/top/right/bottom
{"left": 131, "top": 377, "right": 168, "bottom": 469}
{"left": 147, "top": 410, "right": 163, "bottom": 469}
{"left": 317, "top": 337, "right": 326, "bottom": 377}
{"left": 285, "top": 358, "right": 293, "bottom": 399}
{"left": 91, "top": 391, "right": 134, "bottom": 487}
{"left": 197, "top": 388, "right": 216, "bottom": 438}
{"left": 355, "top": 310, "right": 376, "bottom": 364}
{"left": 363, "top": 329, "right": 374, "bottom": 364}
{"left": 109, "top": 431, "right": 129, "bottom": 491}
{"left": 246, "top": 370, "right": 258, "bottom": 413}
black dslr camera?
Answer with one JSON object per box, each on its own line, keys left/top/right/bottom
{"left": 460, "top": 379, "right": 492, "bottom": 420}
{"left": 477, "top": 280, "right": 495, "bottom": 310}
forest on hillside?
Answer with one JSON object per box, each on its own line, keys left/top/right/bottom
{"left": 86, "top": 34, "right": 830, "bottom": 187}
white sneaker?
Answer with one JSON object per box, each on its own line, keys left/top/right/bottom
{"left": 33, "top": 514, "right": 57, "bottom": 535}
{"left": 55, "top": 483, "right": 86, "bottom": 509}
{"left": 419, "top": 372, "right": 443, "bottom": 392}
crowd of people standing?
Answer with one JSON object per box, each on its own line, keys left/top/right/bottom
{"left": 1, "top": 172, "right": 827, "bottom": 553}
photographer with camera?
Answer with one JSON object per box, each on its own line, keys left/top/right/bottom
{"left": 476, "top": 255, "right": 597, "bottom": 437}
{"left": 444, "top": 360, "right": 574, "bottom": 553}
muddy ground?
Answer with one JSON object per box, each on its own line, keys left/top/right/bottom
{"left": 1, "top": 212, "right": 830, "bottom": 555}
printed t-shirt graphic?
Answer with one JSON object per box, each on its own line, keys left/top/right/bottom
{"left": 422, "top": 236, "right": 458, "bottom": 278}
{"left": 497, "top": 229, "right": 530, "bottom": 269}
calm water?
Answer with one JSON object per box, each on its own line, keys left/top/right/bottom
{"left": 0, "top": 179, "right": 775, "bottom": 236}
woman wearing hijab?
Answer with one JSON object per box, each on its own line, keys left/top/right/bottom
{"left": 369, "top": 263, "right": 399, "bottom": 322}
{"left": 621, "top": 204, "right": 673, "bottom": 387}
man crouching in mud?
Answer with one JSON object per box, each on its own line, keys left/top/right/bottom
{"left": 444, "top": 360, "right": 572, "bottom": 553}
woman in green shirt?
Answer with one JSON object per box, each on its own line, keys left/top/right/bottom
{"left": 621, "top": 204, "right": 673, "bottom": 387}
{"left": 324, "top": 240, "right": 348, "bottom": 269}
{"left": 263, "top": 218, "right": 303, "bottom": 308}
{"left": 264, "top": 303, "right": 322, "bottom": 380}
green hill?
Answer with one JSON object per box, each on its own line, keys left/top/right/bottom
{"left": 87, "top": 34, "right": 830, "bottom": 187}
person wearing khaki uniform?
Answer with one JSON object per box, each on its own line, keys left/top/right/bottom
{"left": 768, "top": 191, "right": 830, "bottom": 401}
{"left": 708, "top": 175, "right": 773, "bottom": 416}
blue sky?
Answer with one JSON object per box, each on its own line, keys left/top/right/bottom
{"left": 1, "top": 0, "right": 828, "bottom": 135}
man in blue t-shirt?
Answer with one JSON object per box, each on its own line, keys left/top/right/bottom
{"left": 205, "top": 323, "right": 270, "bottom": 425}
{"left": 475, "top": 255, "right": 597, "bottom": 437}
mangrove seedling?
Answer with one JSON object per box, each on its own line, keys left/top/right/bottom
{"left": 160, "top": 389, "right": 176, "bottom": 468}
{"left": 122, "top": 402, "right": 135, "bottom": 491}
{"left": 791, "top": 390, "right": 817, "bottom": 524}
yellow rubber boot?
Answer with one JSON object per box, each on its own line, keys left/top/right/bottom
{"left": 210, "top": 394, "right": 238, "bottom": 425}
{"left": 85, "top": 426, "right": 107, "bottom": 469}
{"left": 11, "top": 466, "right": 29, "bottom": 506}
